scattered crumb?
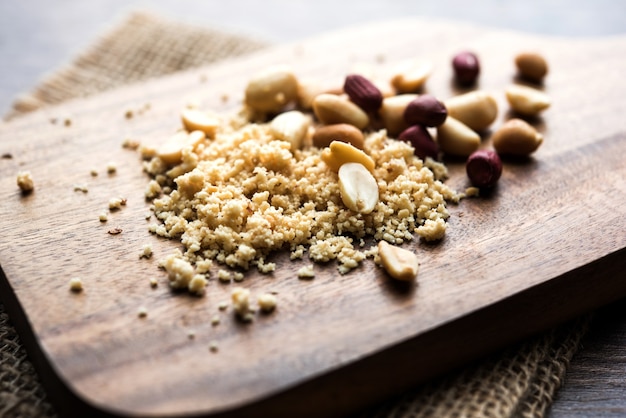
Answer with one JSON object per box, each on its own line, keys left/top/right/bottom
{"left": 140, "top": 244, "right": 153, "bottom": 259}
{"left": 149, "top": 278, "right": 158, "bottom": 288}
{"left": 297, "top": 264, "right": 315, "bottom": 280}
{"left": 69, "top": 277, "right": 83, "bottom": 292}
{"left": 217, "top": 269, "right": 232, "bottom": 283}
{"left": 98, "top": 213, "right": 108, "bottom": 222}
{"left": 16, "top": 171, "right": 34, "bottom": 192}
{"left": 211, "top": 315, "right": 220, "bottom": 326}
{"left": 107, "top": 227, "right": 123, "bottom": 235}
{"left": 122, "top": 137, "right": 140, "bottom": 150}
{"left": 145, "top": 180, "right": 162, "bottom": 199}
{"left": 90, "top": 168, "right": 98, "bottom": 177}
{"left": 231, "top": 287, "right": 251, "bottom": 319}
{"left": 257, "top": 293, "right": 277, "bottom": 313}
{"left": 464, "top": 187, "right": 480, "bottom": 198}
{"left": 187, "top": 330, "right": 196, "bottom": 340}
{"left": 108, "top": 197, "right": 126, "bottom": 210}
{"left": 233, "top": 272, "right": 244, "bottom": 282}
{"left": 209, "top": 341, "right": 219, "bottom": 353}
{"left": 188, "top": 274, "right": 208, "bottom": 295}
{"left": 1, "top": 153, "right": 12, "bottom": 159}
{"left": 144, "top": 212, "right": 152, "bottom": 220}
{"left": 73, "top": 184, "right": 88, "bottom": 193}
{"left": 220, "top": 93, "right": 229, "bottom": 103}
{"left": 137, "top": 307, "right": 148, "bottom": 318}
{"left": 125, "top": 109, "right": 134, "bottom": 119}
{"left": 63, "top": 118, "right": 71, "bottom": 127}
{"left": 106, "top": 162, "right": 117, "bottom": 174}
{"left": 218, "top": 301, "right": 229, "bottom": 311}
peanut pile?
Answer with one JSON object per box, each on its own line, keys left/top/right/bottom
{"left": 140, "top": 50, "right": 550, "bottom": 295}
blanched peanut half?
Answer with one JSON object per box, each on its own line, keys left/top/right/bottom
{"left": 321, "top": 140, "right": 375, "bottom": 173}
{"left": 377, "top": 241, "right": 419, "bottom": 281}
{"left": 312, "top": 124, "right": 365, "bottom": 149}
{"left": 379, "top": 94, "right": 418, "bottom": 137}
{"left": 390, "top": 59, "right": 433, "bottom": 93}
{"left": 436, "top": 116, "right": 481, "bottom": 157}
{"left": 158, "top": 130, "right": 206, "bottom": 164}
{"left": 492, "top": 118, "right": 543, "bottom": 155}
{"left": 505, "top": 85, "right": 551, "bottom": 116}
{"left": 338, "top": 162, "right": 379, "bottom": 214}
{"left": 269, "top": 110, "right": 311, "bottom": 150}
{"left": 245, "top": 66, "right": 299, "bottom": 113}
{"left": 181, "top": 108, "right": 220, "bottom": 138}
{"left": 312, "top": 93, "right": 369, "bottom": 129}
{"left": 445, "top": 91, "right": 498, "bottom": 132}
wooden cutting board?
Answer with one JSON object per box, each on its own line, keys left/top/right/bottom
{"left": 1, "top": 18, "right": 625, "bottom": 418}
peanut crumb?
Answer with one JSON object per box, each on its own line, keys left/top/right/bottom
{"left": 218, "top": 301, "right": 229, "bottom": 311}
{"left": 233, "top": 272, "right": 244, "bottom": 282}
{"left": 231, "top": 287, "right": 251, "bottom": 319}
{"left": 297, "top": 264, "right": 315, "bottom": 280}
{"left": 140, "top": 244, "right": 153, "bottom": 259}
{"left": 106, "top": 162, "right": 117, "bottom": 174}
{"left": 257, "top": 293, "right": 277, "bottom": 312}
{"left": 125, "top": 109, "right": 134, "bottom": 119}
{"left": 217, "top": 269, "right": 232, "bottom": 283}
{"left": 73, "top": 184, "right": 88, "bottom": 193}
{"left": 16, "top": 171, "right": 34, "bottom": 192}
{"left": 69, "top": 277, "right": 83, "bottom": 292}
{"left": 122, "top": 137, "right": 140, "bottom": 150}
{"left": 187, "top": 330, "right": 196, "bottom": 340}
{"left": 137, "top": 307, "right": 148, "bottom": 318}
{"left": 209, "top": 341, "right": 219, "bottom": 352}
{"left": 64, "top": 118, "right": 72, "bottom": 126}
{"left": 107, "top": 227, "right": 123, "bottom": 235}
{"left": 90, "top": 169, "right": 98, "bottom": 177}
{"left": 464, "top": 187, "right": 480, "bottom": 198}
{"left": 149, "top": 277, "right": 158, "bottom": 288}
{"left": 211, "top": 315, "right": 220, "bottom": 326}
{"left": 108, "top": 197, "right": 126, "bottom": 210}
{"left": 99, "top": 213, "right": 108, "bottom": 222}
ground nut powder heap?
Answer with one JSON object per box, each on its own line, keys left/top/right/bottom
{"left": 144, "top": 112, "right": 457, "bottom": 291}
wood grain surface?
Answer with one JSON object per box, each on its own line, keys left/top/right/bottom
{"left": 0, "top": 19, "right": 625, "bottom": 418}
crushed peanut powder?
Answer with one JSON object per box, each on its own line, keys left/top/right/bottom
{"left": 143, "top": 115, "right": 458, "bottom": 291}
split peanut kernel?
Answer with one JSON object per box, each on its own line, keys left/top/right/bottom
{"left": 181, "top": 108, "right": 220, "bottom": 138}
{"left": 321, "top": 140, "right": 375, "bottom": 173}
{"left": 505, "top": 84, "right": 551, "bottom": 116}
{"left": 312, "top": 123, "right": 365, "bottom": 149}
{"left": 436, "top": 116, "right": 481, "bottom": 157}
{"left": 379, "top": 94, "right": 418, "bottom": 137}
{"left": 157, "top": 130, "right": 206, "bottom": 165}
{"left": 445, "top": 91, "right": 498, "bottom": 132}
{"left": 312, "top": 93, "right": 369, "bottom": 129}
{"left": 390, "top": 59, "right": 433, "bottom": 93}
{"left": 338, "top": 162, "right": 379, "bottom": 214}
{"left": 245, "top": 66, "right": 299, "bottom": 113}
{"left": 377, "top": 241, "right": 419, "bottom": 281}
{"left": 492, "top": 118, "right": 543, "bottom": 155}
{"left": 269, "top": 110, "right": 311, "bottom": 150}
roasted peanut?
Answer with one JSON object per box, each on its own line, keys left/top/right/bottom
{"left": 312, "top": 124, "right": 365, "bottom": 149}
{"left": 466, "top": 150, "right": 502, "bottom": 188}
{"left": 245, "top": 66, "right": 298, "bottom": 113}
{"left": 390, "top": 59, "right": 432, "bottom": 93}
{"left": 398, "top": 125, "right": 439, "bottom": 160}
{"left": 452, "top": 51, "right": 480, "bottom": 85}
{"left": 404, "top": 94, "right": 447, "bottom": 127}
{"left": 379, "top": 94, "right": 418, "bottom": 137}
{"left": 492, "top": 118, "right": 543, "bottom": 155}
{"left": 343, "top": 74, "right": 383, "bottom": 112}
{"left": 377, "top": 241, "right": 419, "bottom": 281}
{"left": 158, "top": 130, "right": 206, "bottom": 164}
{"left": 338, "top": 162, "right": 379, "bottom": 214}
{"left": 269, "top": 110, "right": 311, "bottom": 150}
{"left": 181, "top": 108, "right": 220, "bottom": 138}
{"left": 445, "top": 91, "right": 498, "bottom": 132}
{"left": 321, "top": 140, "right": 375, "bottom": 173}
{"left": 312, "top": 93, "right": 369, "bottom": 129}
{"left": 505, "top": 85, "right": 551, "bottom": 116}
{"left": 436, "top": 116, "right": 481, "bottom": 157}
{"left": 515, "top": 52, "right": 548, "bottom": 83}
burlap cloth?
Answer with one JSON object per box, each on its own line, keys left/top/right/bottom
{"left": 0, "top": 11, "right": 591, "bottom": 418}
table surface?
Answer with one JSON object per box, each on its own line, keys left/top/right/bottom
{"left": 1, "top": 1, "right": 625, "bottom": 417}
